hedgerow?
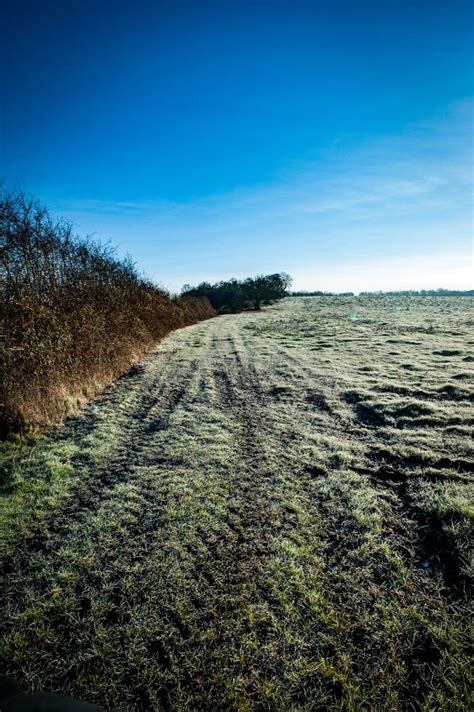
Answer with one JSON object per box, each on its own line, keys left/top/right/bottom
{"left": 0, "top": 188, "right": 215, "bottom": 432}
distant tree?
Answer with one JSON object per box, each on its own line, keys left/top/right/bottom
{"left": 242, "top": 273, "right": 293, "bottom": 310}
{"left": 242, "top": 276, "right": 265, "bottom": 310}
{"left": 181, "top": 272, "right": 292, "bottom": 313}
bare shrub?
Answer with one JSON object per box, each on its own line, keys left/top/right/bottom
{"left": 0, "top": 188, "right": 215, "bottom": 432}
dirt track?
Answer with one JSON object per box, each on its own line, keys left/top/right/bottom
{"left": 1, "top": 298, "right": 472, "bottom": 711}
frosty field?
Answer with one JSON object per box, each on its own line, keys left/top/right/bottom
{"left": 1, "top": 296, "right": 472, "bottom": 711}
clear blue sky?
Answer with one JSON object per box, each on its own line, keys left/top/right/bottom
{"left": 1, "top": 0, "right": 472, "bottom": 292}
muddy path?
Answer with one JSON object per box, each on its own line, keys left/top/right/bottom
{"left": 1, "top": 299, "right": 472, "bottom": 711}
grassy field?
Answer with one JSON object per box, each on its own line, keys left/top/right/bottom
{"left": 0, "top": 296, "right": 473, "bottom": 711}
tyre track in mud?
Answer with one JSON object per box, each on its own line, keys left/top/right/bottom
{"left": 208, "top": 336, "right": 274, "bottom": 585}
{"left": 168, "top": 327, "right": 278, "bottom": 612}
{"left": 174, "top": 327, "right": 326, "bottom": 708}
{"left": 0, "top": 317, "right": 292, "bottom": 711}
{"left": 0, "top": 342, "right": 201, "bottom": 573}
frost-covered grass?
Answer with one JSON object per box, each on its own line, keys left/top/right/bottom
{"left": 0, "top": 297, "right": 473, "bottom": 710}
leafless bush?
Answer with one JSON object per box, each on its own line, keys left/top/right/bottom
{"left": 0, "top": 188, "right": 215, "bottom": 432}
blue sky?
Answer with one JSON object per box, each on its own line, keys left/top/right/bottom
{"left": 1, "top": 0, "right": 472, "bottom": 292}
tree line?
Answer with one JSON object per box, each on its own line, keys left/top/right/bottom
{"left": 290, "top": 290, "right": 354, "bottom": 297}
{"left": 181, "top": 273, "right": 292, "bottom": 313}
{"left": 290, "top": 289, "right": 473, "bottom": 297}
{"left": 358, "top": 289, "right": 474, "bottom": 297}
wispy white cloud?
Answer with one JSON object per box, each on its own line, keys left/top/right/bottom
{"left": 49, "top": 99, "right": 473, "bottom": 292}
